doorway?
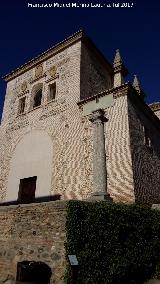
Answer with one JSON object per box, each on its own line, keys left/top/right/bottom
{"left": 16, "top": 261, "right": 52, "bottom": 283}
{"left": 18, "top": 176, "right": 37, "bottom": 204}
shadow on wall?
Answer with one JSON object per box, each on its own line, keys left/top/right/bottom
{"left": 0, "top": 194, "right": 61, "bottom": 206}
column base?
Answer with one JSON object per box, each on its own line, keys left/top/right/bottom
{"left": 89, "top": 192, "right": 113, "bottom": 202}
{"left": 152, "top": 204, "right": 160, "bottom": 210}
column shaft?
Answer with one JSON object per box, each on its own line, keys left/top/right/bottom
{"left": 92, "top": 118, "right": 107, "bottom": 193}
{"left": 89, "top": 109, "right": 112, "bottom": 201}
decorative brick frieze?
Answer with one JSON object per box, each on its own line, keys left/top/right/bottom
{"left": 17, "top": 90, "right": 29, "bottom": 97}
{"left": 45, "top": 74, "right": 59, "bottom": 84}
{"left": 19, "top": 80, "right": 29, "bottom": 95}
{"left": 30, "top": 74, "right": 46, "bottom": 84}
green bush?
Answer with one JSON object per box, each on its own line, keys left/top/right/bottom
{"left": 65, "top": 201, "right": 160, "bottom": 284}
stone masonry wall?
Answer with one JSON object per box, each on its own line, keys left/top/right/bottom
{"left": 80, "top": 42, "right": 112, "bottom": 100}
{"left": 81, "top": 89, "right": 135, "bottom": 203}
{"left": 0, "top": 201, "right": 66, "bottom": 284}
{"left": 104, "top": 92, "right": 135, "bottom": 202}
{"left": 0, "top": 39, "right": 115, "bottom": 203}
{"left": 0, "top": 41, "right": 87, "bottom": 201}
{"left": 128, "top": 96, "right": 160, "bottom": 205}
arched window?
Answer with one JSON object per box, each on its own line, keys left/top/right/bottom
{"left": 33, "top": 89, "right": 42, "bottom": 108}
{"left": 18, "top": 96, "right": 26, "bottom": 114}
{"left": 31, "top": 83, "right": 43, "bottom": 110}
{"left": 48, "top": 82, "right": 56, "bottom": 101}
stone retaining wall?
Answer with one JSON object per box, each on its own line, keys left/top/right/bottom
{"left": 0, "top": 201, "right": 66, "bottom": 284}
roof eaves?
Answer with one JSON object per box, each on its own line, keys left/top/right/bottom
{"left": 2, "top": 29, "right": 84, "bottom": 82}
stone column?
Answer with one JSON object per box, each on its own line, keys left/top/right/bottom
{"left": 89, "top": 109, "right": 112, "bottom": 201}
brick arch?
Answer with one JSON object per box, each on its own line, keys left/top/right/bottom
{"left": 6, "top": 130, "right": 53, "bottom": 202}
{"left": 30, "top": 82, "right": 43, "bottom": 110}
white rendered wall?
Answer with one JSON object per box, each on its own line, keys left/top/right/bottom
{"left": 6, "top": 130, "right": 53, "bottom": 202}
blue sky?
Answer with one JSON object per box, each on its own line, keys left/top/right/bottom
{"left": 0, "top": 0, "right": 160, "bottom": 120}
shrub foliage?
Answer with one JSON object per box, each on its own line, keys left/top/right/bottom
{"left": 65, "top": 201, "right": 160, "bottom": 284}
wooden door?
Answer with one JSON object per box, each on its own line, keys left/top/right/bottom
{"left": 18, "top": 176, "right": 37, "bottom": 204}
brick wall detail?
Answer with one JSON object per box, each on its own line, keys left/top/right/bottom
{"left": 128, "top": 97, "right": 160, "bottom": 204}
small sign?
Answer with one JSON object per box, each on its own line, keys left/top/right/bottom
{"left": 68, "top": 255, "right": 79, "bottom": 266}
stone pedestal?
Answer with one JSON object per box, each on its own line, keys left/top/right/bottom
{"left": 152, "top": 204, "right": 160, "bottom": 210}
{"left": 89, "top": 109, "right": 112, "bottom": 201}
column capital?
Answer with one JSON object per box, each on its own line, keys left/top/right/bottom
{"left": 88, "top": 109, "right": 108, "bottom": 124}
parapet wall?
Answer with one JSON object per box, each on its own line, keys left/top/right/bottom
{"left": 0, "top": 201, "right": 66, "bottom": 284}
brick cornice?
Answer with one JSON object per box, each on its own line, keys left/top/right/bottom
{"left": 30, "top": 74, "right": 46, "bottom": 84}
{"left": 3, "top": 30, "right": 84, "bottom": 82}
{"left": 127, "top": 83, "right": 160, "bottom": 131}
{"left": 78, "top": 82, "right": 160, "bottom": 131}
{"left": 149, "top": 102, "right": 160, "bottom": 112}
{"left": 3, "top": 30, "right": 113, "bottom": 82}
{"left": 78, "top": 82, "right": 129, "bottom": 106}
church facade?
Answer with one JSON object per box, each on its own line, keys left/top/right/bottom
{"left": 0, "top": 30, "right": 160, "bottom": 206}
